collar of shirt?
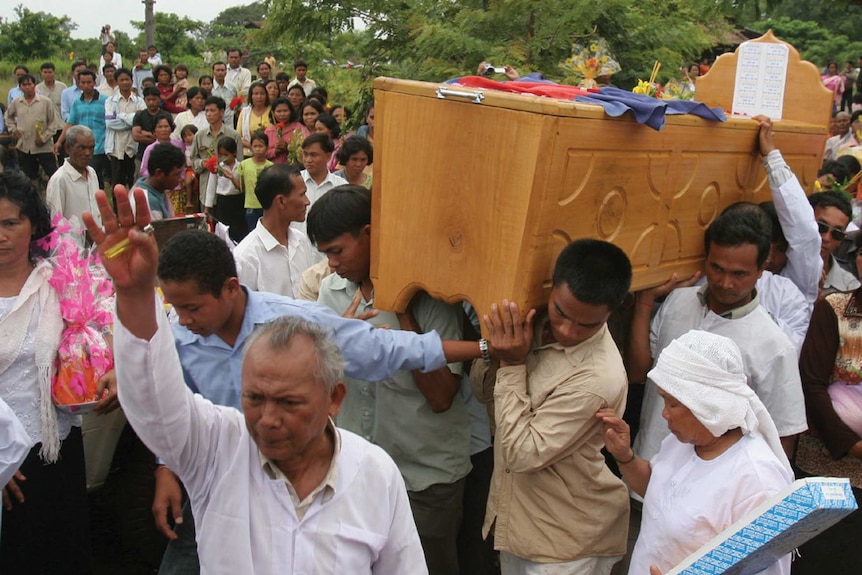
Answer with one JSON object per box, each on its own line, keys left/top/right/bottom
{"left": 531, "top": 311, "right": 608, "bottom": 365}
{"left": 79, "top": 90, "right": 102, "bottom": 102}
{"left": 302, "top": 169, "right": 341, "bottom": 188}
{"left": 62, "top": 160, "right": 92, "bottom": 182}
{"left": 696, "top": 283, "right": 760, "bottom": 319}
{"left": 824, "top": 255, "right": 861, "bottom": 291}
{"left": 254, "top": 219, "right": 302, "bottom": 254}
{"left": 325, "top": 273, "right": 369, "bottom": 302}
{"left": 259, "top": 418, "right": 341, "bottom": 513}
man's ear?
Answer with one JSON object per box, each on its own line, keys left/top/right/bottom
{"left": 328, "top": 381, "right": 347, "bottom": 418}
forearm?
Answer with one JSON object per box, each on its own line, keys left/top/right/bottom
{"left": 412, "top": 368, "right": 460, "bottom": 412}
{"left": 442, "top": 340, "right": 481, "bottom": 363}
{"left": 616, "top": 452, "right": 651, "bottom": 497}
{"left": 625, "top": 295, "right": 654, "bottom": 383}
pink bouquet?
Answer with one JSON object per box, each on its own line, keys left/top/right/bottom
{"left": 37, "top": 216, "right": 115, "bottom": 405}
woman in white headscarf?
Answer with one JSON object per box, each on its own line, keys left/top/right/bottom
{"left": 597, "top": 330, "right": 793, "bottom": 575}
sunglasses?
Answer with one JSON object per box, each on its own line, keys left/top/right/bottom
{"left": 818, "top": 220, "right": 847, "bottom": 242}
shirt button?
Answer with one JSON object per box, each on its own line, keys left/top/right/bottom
{"left": 505, "top": 468, "right": 511, "bottom": 473}
{"left": 365, "top": 435, "right": 372, "bottom": 441}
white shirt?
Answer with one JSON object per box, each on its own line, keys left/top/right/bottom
{"left": 226, "top": 66, "right": 252, "bottom": 98}
{"left": 756, "top": 271, "right": 810, "bottom": 354}
{"left": 823, "top": 255, "right": 861, "bottom": 294}
{"left": 0, "top": 395, "right": 29, "bottom": 488}
{"left": 204, "top": 162, "right": 242, "bottom": 208}
{"left": 46, "top": 161, "right": 102, "bottom": 225}
{"left": 824, "top": 131, "right": 856, "bottom": 162}
{"left": 634, "top": 286, "right": 807, "bottom": 463}
{"left": 114, "top": 302, "right": 429, "bottom": 575}
{"left": 293, "top": 170, "right": 348, "bottom": 234}
{"left": 630, "top": 434, "right": 792, "bottom": 575}
{"left": 762, "top": 151, "right": 822, "bottom": 307}
{"left": 234, "top": 219, "right": 323, "bottom": 298}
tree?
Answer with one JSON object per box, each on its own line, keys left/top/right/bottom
{"left": 131, "top": 13, "right": 205, "bottom": 59}
{"left": 261, "top": 0, "right": 731, "bottom": 89}
{"left": 0, "top": 5, "right": 76, "bottom": 61}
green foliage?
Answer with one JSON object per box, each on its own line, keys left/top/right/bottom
{"left": 749, "top": 18, "right": 862, "bottom": 69}
{"left": 131, "top": 13, "right": 206, "bottom": 60}
{"left": 0, "top": 5, "right": 76, "bottom": 62}
{"left": 260, "top": 0, "right": 730, "bottom": 90}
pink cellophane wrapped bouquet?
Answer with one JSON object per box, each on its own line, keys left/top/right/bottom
{"left": 37, "top": 215, "right": 115, "bottom": 405}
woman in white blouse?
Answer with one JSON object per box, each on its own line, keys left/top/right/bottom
{"left": 598, "top": 331, "right": 793, "bottom": 575}
{"left": 0, "top": 170, "right": 119, "bottom": 573}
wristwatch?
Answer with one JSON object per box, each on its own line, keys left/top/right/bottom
{"left": 478, "top": 338, "right": 491, "bottom": 365}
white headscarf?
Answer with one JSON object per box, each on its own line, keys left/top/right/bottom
{"left": 648, "top": 330, "right": 792, "bottom": 474}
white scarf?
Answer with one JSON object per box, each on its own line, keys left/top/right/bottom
{"left": 648, "top": 330, "right": 792, "bottom": 475}
{"left": 0, "top": 261, "right": 64, "bottom": 462}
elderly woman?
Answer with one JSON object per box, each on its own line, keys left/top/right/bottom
{"left": 0, "top": 170, "right": 119, "bottom": 573}
{"left": 598, "top": 331, "right": 792, "bottom": 575}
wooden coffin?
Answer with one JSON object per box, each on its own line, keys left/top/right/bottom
{"left": 370, "top": 32, "right": 832, "bottom": 327}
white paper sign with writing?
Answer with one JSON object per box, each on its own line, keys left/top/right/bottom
{"left": 732, "top": 41, "right": 789, "bottom": 119}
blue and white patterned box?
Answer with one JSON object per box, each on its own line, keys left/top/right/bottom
{"left": 667, "top": 477, "right": 857, "bottom": 575}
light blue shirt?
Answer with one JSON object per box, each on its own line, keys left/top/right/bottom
{"left": 6, "top": 87, "right": 22, "bottom": 107}
{"left": 60, "top": 85, "right": 82, "bottom": 121}
{"left": 172, "top": 288, "right": 447, "bottom": 409}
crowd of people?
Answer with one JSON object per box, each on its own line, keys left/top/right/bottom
{"left": 1, "top": 42, "right": 375, "bottom": 239}
{"left": 1, "top": 32, "right": 862, "bottom": 575}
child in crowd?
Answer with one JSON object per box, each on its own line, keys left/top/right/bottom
{"left": 181, "top": 124, "right": 199, "bottom": 212}
{"left": 236, "top": 131, "right": 273, "bottom": 229}
{"left": 204, "top": 136, "right": 247, "bottom": 242}
{"left": 174, "top": 64, "right": 191, "bottom": 110}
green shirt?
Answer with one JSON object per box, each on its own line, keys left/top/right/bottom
{"left": 236, "top": 157, "right": 273, "bottom": 209}
{"left": 317, "top": 274, "right": 471, "bottom": 491}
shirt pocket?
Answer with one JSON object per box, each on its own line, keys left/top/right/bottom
{"left": 334, "top": 523, "right": 388, "bottom": 574}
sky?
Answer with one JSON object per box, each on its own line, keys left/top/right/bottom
{"left": 5, "top": 0, "right": 241, "bottom": 41}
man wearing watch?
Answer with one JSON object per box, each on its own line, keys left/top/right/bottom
{"left": 472, "top": 239, "right": 633, "bottom": 575}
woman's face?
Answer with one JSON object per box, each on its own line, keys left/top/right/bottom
{"left": 828, "top": 63, "right": 838, "bottom": 75}
{"left": 314, "top": 120, "right": 332, "bottom": 136}
{"left": 346, "top": 151, "right": 368, "bottom": 177}
{"left": 251, "top": 86, "right": 267, "bottom": 107}
{"left": 288, "top": 88, "right": 305, "bottom": 110}
{"left": 273, "top": 103, "right": 292, "bottom": 124}
{"left": 303, "top": 106, "right": 319, "bottom": 130}
{"left": 157, "top": 70, "right": 171, "bottom": 84}
{"left": 332, "top": 107, "right": 345, "bottom": 126}
{"left": 0, "top": 198, "right": 34, "bottom": 270}
{"left": 189, "top": 92, "right": 206, "bottom": 113}
{"left": 265, "top": 82, "right": 280, "bottom": 103}
{"left": 658, "top": 387, "right": 713, "bottom": 446}
{"left": 200, "top": 77, "right": 214, "bottom": 92}
{"left": 175, "top": 68, "right": 188, "bottom": 79}
{"left": 366, "top": 107, "right": 375, "bottom": 127}
{"left": 154, "top": 118, "right": 173, "bottom": 141}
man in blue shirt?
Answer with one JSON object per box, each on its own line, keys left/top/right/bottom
{"left": 56, "top": 70, "right": 108, "bottom": 188}
{"left": 150, "top": 228, "right": 485, "bottom": 574}
{"left": 60, "top": 61, "right": 87, "bottom": 122}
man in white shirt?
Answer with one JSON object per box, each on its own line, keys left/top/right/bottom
{"left": 46, "top": 125, "right": 101, "bottom": 225}
{"left": 288, "top": 60, "right": 317, "bottom": 96}
{"left": 295, "top": 134, "right": 347, "bottom": 234}
{"left": 226, "top": 48, "right": 252, "bottom": 98}
{"left": 809, "top": 190, "right": 860, "bottom": 296}
{"left": 627, "top": 208, "right": 807, "bottom": 464}
{"left": 211, "top": 62, "right": 239, "bottom": 128}
{"left": 105, "top": 68, "right": 146, "bottom": 190}
{"left": 84, "top": 188, "right": 430, "bottom": 575}
{"left": 234, "top": 164, "right": 321, "bottom": 297}
{"left": 98, "top": 63, "right": 120, "bottom": 97}
{"left": 36, "top": 62, "right": 67, "bottom": 119}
